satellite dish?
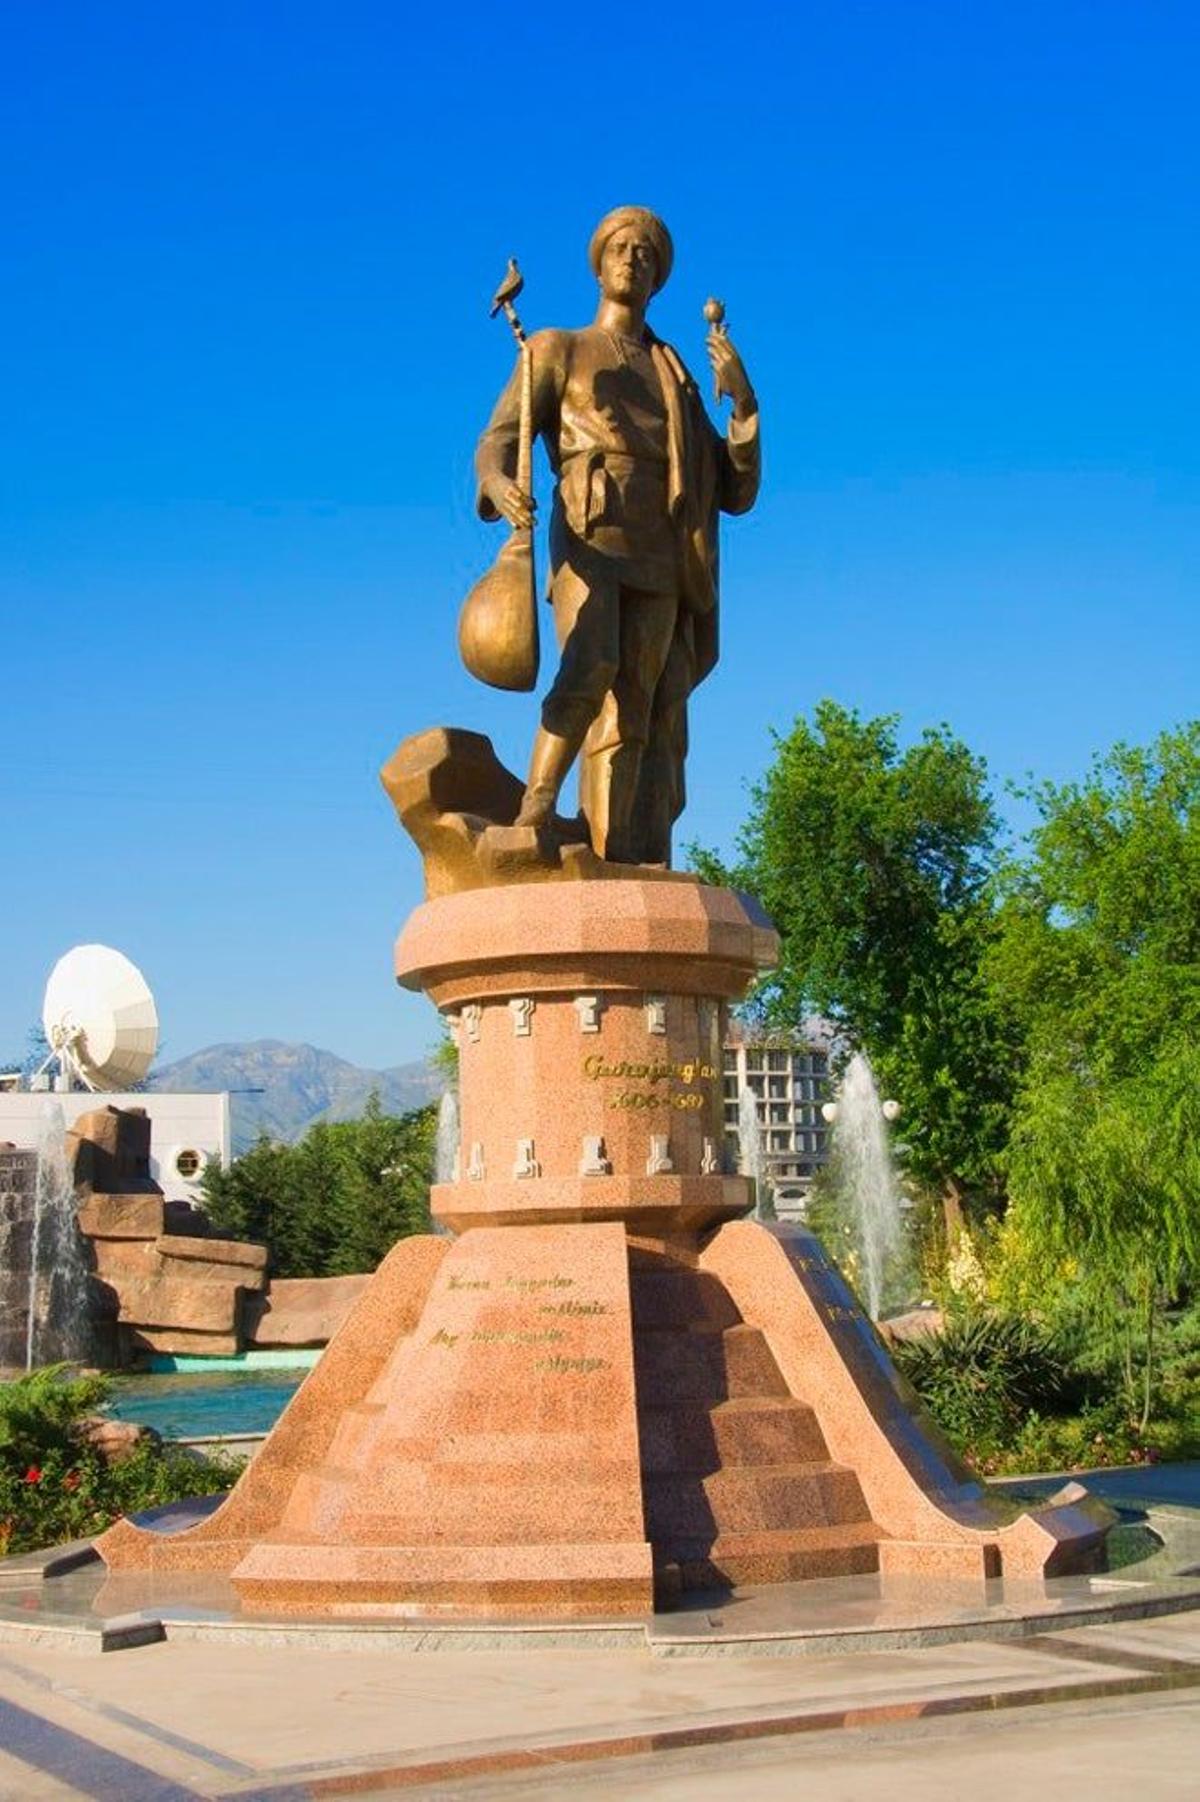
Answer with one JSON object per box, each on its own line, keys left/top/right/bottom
{"left": 41, "top": 945, "right": 159, "bottom": 1091}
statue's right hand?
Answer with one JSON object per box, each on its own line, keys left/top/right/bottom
{"left": 492, "top": 481, "right": 537, "bottom": 531}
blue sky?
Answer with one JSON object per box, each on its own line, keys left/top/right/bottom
{"left": 4, "top": 2, "right": 1198, "bottom": 1070}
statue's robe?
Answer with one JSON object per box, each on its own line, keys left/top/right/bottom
{"left": 476, "top": 326, "right": 760, "bottom": 860}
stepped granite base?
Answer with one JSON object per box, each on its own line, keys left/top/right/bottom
{"left": 96, "top": 879, "right": 1112, "bottom": 1616}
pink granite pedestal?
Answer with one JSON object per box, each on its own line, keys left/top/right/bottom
{"left": 96, "top": 878, "right": 1112, "bottom": 1616}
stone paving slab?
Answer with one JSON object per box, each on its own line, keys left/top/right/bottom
{"left": 0, "top": 1746, "right": 82, "bottom": 1801}
{"left": 0, "top": 1636, "right": 1107, "bottom": 1771}
{"left": 0, "top": 1612, "right": 1197, "bottom": 1799}
{"left": 0, "top": 1676, "right": 214, "bottom": 1798}
{"left": 1022, "top": 1612, "right": 1200, "bottom": 1665}
{"left": 5, "top": 1548, "right": 1200, "bottom": 1659}
{"left": 412, "top": 1691, "right": 1200, "bottom": 1801}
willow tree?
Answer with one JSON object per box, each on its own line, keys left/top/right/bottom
{"left": 993, "top": 725, "right": 1200, "bottom": 1424}
{"left": 1005, "top": 1052, "right": 1200, "bottom": 1429}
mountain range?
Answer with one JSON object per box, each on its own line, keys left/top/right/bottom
{"left": 149, "top": 1041, "right": 445, "bottom": 1153}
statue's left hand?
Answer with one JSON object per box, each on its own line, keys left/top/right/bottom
{"left": 707, "top": 331, "right": 757, "bottom": 420}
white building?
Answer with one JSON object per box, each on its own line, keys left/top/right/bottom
{"left": 0, "top": 1088, "right": 230, "bottom": 1207}
{"left": 722, "top": 1023, "right": 833, "bottom": 1219}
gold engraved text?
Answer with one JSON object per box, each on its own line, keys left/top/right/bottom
{"left": 608, "top": 1090, "right": 704, "bottom": 1112}
{"left": 534, "top": 1355, "right": 610, "bottom": 1375}
{"left": 582, "top": 1056, "right": 716, "bottom": 1084}
{"left": 470, "top": 1327, "right": 567, "bottom": 1345}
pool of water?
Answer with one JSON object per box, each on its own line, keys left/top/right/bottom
{"left": 107, "top": 1370, "right": 304, "bottom": 1440}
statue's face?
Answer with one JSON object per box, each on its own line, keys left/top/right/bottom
{"left": 599, "top": 227, "right": 658, "bottom": 306}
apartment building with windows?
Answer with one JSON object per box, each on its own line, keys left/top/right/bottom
{"left": 722, "top": 1021, "right": 834, "bottom": 1218}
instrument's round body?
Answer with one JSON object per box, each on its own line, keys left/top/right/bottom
{"left": 461, "top": 333, "right": 539, "bottom": 693}
{"left": 457, "top": 531, "right": 540, "bottom": 692}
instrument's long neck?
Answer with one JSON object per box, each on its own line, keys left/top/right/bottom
{"left": 516, "top": 341, "right": 533, "bottom": 500}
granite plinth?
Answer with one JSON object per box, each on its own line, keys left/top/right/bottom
{"left": 397, "top": 881, "right": 773, "bottom": 1235}
{"left": 95, "top": 875, "right": 1113, "bottom": 1617}
{"left": 703, "top": 1222, "right": 1113, "bottom": 1586}
{"left": 231, "top": 1542, "right": 653, "bottom": 1619}
{"left": 432, "top": 1175, "right": 748, "bottom": 1235}
{"left": 99, "top": 1235, "right": 449, "bottom": 1575}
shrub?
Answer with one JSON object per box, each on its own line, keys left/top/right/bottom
{"left": 980, "top": 1395, "right": 1200, "bottom": 1478}
{"left": 0, "top": 1367, "right": 239, "bottom": 1558}
{"left": 0, "top": 1364, "right": 110, "bottom": 1464}
{"left": 892, "top": 1311, "right": 1084, "bottom": 1458}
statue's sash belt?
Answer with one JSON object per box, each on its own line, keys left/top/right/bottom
{"left": 560, "top": 449, "right": 670, "bottom": 539}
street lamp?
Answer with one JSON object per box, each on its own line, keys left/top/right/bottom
{"left": 821, "top": 1097, "right": 901, "bottom": 1124}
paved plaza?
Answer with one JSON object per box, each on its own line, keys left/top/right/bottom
{"left": 0, "top": 1584, "right": 1197, "bottom": 1799}
{"left": 0, "top": 1465, "right": 1194, "bottom": 1798}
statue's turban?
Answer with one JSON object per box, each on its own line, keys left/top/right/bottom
{"left": 588, "top": 207, "right": 674, "bottom": 294}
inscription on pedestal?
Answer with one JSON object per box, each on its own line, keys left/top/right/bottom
{"left": 422, "top": 1255, "right": 619, "bottom": 1380}
{"left": 582, "top": 1053, "right": 717, "bottom": 1115}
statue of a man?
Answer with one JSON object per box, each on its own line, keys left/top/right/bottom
{"left": 475, "top": 206, "right": 760, "bottom": 866}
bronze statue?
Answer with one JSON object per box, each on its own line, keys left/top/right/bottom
{"left": 471, "top": 206, "right": 760, "bottom": 867}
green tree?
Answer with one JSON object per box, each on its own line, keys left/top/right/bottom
{"left": 991, "top": 725, "right": 1200, "bottom": 1423}
{"left": 694, "top": 700, "right": 1020, "bottom": 1211}
{"left": 1005, "top": 1051, "right": 1200, "bottom": 1429}
{"left": 198, "top": 1132, "right": 336, "bottom": 1276}
{"left": 990, "top": 725, "right": 1200, "bottom": 1077}
{"left": 322, "top": 1094, "right": 435, "bottom": 1275}
{"left": 201, "top": 1097, "right": 435, "bottom": 1278}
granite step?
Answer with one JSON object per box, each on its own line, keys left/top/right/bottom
{"left": 644, "top": 1461, "right": 873, "bottom": 1540}
{"left": 656, "top": 1522, "right": 885, "bottom": 1590}
{"left": 282, "top": 1461, "right": 640, "bottom": 1544}
{"left": 637, "top": 1397, "right": 830, "bottom": 1472}
{"left": 633, "top": 1323, "right": 790, "bottom": 1403}
{"left": 325, "top": 1402, "right": 387, "bottom": 1466}
{"left": 628, "top": 1267, "right": 742, "bottom": 1331}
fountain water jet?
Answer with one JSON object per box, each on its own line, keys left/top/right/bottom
{"left": 0, "top": 1150, "right": 37, "bottom": 1370}
{"left": 827, "top": 1053, "right": 904, "bottom": 1320}
{"left": 431, "top": 1088, "right": 460, "bottom": 1237}
{"left": 25, "top": 1102, "right": 93, "bottom": 1370}
{"left": 433, "top": 1087, "right": 460, "bottom": 1185}
{"left": 737, "top": 1085, "right": 774, "bottom": 1221}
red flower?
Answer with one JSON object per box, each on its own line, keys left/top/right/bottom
{"left": 63, "top": 1471, "right": 80, "bottom": 1492}
{"left": 23, "top": 1466, "right": 42, "bottom": 1484}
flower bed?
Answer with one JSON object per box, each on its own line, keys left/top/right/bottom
{"left": 0, "top": 1366, "right": 240, "bottom": 1557}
